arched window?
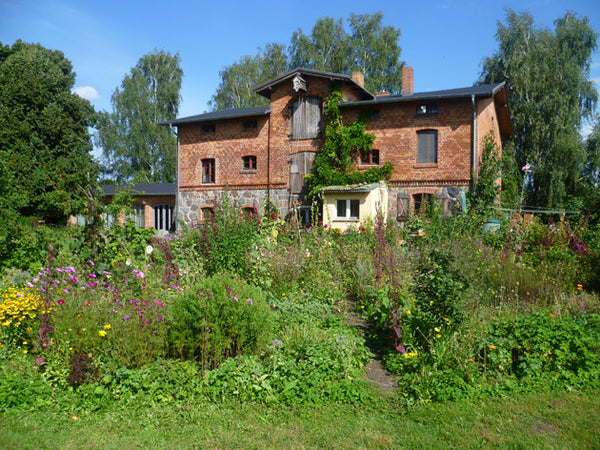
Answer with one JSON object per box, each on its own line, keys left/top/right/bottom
{"left": 154, "top": 203, "right": 174, "bottom": 231}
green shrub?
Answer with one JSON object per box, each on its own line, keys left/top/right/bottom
{"left": 168, "top": 273, "right": 272, "bottom": 370}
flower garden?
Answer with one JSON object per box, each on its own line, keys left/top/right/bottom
{"left": 1, "top": 198, "right": 600, "bottom": 420}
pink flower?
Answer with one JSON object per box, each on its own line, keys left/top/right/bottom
{"left": 57, "top": 299, "right": 65, "bottom": 304}
{"left": 521, "top": 163, "right": 531, "bottom": 173}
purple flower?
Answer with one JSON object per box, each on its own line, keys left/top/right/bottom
{"left": 246, "top": 298, "right": 253, "bottom": 305}
{"left": 123, "top": 315, "right": 130, "bottom": 321}
{"left": 26, "top": 281, "right": 34, "bottom": 288}
{"left": 89, "top": 273, "right": 97, "bottom": 279}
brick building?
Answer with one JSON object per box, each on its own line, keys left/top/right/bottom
{"left": 168, "top": 67, "right": 511, "bottom": 226}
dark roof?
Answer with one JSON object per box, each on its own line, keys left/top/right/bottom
{"left": 342, "top": 82, "right": 507, "bottom": 106}
{"left": 254, "top": 68, "right": 374, "bottom": 100}
{"left": 103, "top": 183, "right": 176, "bottom": 196}
{"left": 166, "top": 106, "right": 270, "bottom": 126}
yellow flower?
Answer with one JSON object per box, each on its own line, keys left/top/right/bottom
{"left": 434, "top": 327, "right": 441, "bottom": 332}
{"left": 429, "top": 301, "right": 434, "bottom": 306}
{"left": 468, "top": 358, "right": 474, "bottom": 362}
{"left": 436, "top": 334, "right": 442, "bottom": 338}
{"left": 103, "top": 324, "right": 111, "bottom": 330}
{"left": 577, "top": 284, "right": 583, "bottom": 290}
{"left": 406, "top": 310, "right": 411, "bottom": 315}
{"left": 23, "top": 350, "right": 27, "bottom": 354}
{"left": 489, "top": 345, "right": 497, "bottom": 350}
{"left": 98, "top": 330, "right": 107, "bottom": 337}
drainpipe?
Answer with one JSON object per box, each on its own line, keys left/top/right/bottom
{"left": 267, "top": 114, "right": 271, "bottom": 202}
{"left": 471, "top": 94, "right": 477, "bottom": 191}
{"left": 170, "top": 123, "right": 180, "bottom": 231}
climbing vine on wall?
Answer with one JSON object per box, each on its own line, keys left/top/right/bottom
{"left": 305, "top": 89, "right": 393, "bottom": 199}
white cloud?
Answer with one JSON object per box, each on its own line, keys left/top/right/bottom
{"left": 591, "top": 78, "right": 600, "bottom": 86}
{"left": 72, "top": 86, "right": 100, "bottom": 101}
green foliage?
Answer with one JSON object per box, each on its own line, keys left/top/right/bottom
{"left": 480, "top": 11, "right": 597, "bottom": 209}
{"left": 306, "top": 89, "right": 393, "bottom": 198}
{"left": 0, "top": 40, "right": 98, "bottom": 223}
{"left": 168, "top": 273, "right": 273, "bottom": 370}
{"left": 209, "top": 43, "right": 288, "bottom": 110}
{"left": 97, "top": 49, "right": 182, "bottom": 183}
{"left": 188, "top": 194, "right": 260, "bottom": 276}
{"left": 210, "top": 12, "right": 404, "bottom": 110}
{"left": 468, "top": 132, "right": 501, "bottom": 214}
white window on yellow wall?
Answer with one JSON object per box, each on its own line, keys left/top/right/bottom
{"left": 336, "top": 199, "right": 360, "bottom": 219}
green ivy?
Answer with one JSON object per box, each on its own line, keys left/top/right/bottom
{"left": 306, "top": 89, "right": 393, "bottom": 199}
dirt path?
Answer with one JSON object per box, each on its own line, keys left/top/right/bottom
{"left": 344, "top": 298, "right": 398, "bottom": 392}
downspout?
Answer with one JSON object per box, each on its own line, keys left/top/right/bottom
{"left": 267, "top": 114, "right": 271, "bottom": 202}
{"left": 471, "top": 94, "right": 477, "bottom": 191}
{"left": 170, "top": 123, "right": 180, "bottom": 231}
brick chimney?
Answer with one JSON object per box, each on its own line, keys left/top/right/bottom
{"left": 402, "top": 66, "right": 414, "bottom": 94}
{"left": 352, "top": 72, "right": 364, "bottom": 88}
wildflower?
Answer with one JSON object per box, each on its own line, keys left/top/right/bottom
{"left": 246, "top": 298, "right": 253, "bottom": 305}
{"left": 123, "top": 316, "right": 130, "bottom": 321}
{"left": 71, "top": 415, "right": 79, "bottom": 420}
{"left": 436, "top": 334, "right": 441, "bottom": 338}
{"left": 489, "top": 345, "right": 497, "bottom": 350}
{"left": 550, "top": 313, "right": 557, "bottom": 318}
{"left": 103, "top": 324, "right": 111, "bottom": 330}
{"left": 57, "top": 299, "right": 65, "bottom": 305}
{"left": 429, "top": 301, "right": 434, "bottom": 306}
{"left": 406, "top": 310, "right": 411, "bottom": 315}
{"left": 468, "top": 358, "right": 474, "bottom": 362}
{"left": 98, "top": 330, "right": 107, "bottom": 337}
{"left": 145, "top": 245, "right": 154, "bottom": 255}
{"left": 434, "top": 327, "right": 441, "bottom": 333}
{"left": 577, "top": 284, "right": 583, "bottom": 291}
{"left": 23, "top": 350, "right": 28, "bottom": 354}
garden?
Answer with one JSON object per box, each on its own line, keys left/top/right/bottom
{"left": 1, "top": 197, "right": 600, "bottom": 447}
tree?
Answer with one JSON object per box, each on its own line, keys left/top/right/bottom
{"left": 97, "top": 49, "right": 182, "bottom": 184}
{"left": 347, "top": 12, "right": 403, "bottom": 94}
{"left": 210, "top": 12, "right": 404, "bottom": 110}
{"left": 467, "top": 132, "right": 501, "bottom": 214}
{"left": 289, "top": 17, "right": 350, "bottom": 74}
{"left": 480, "top": 10, "right": 597, "bottom": 209}
{"left": 0, "top": 40, "right": 97, "bottom": 224}
{"left": 209, "top": 44, "right": 288, "bottom": 110}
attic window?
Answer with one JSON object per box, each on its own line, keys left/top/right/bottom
{"left": 243, "top": 120, "right": 257, "bottom": 132}
{"left": 202, "top": 123, "right": 216, "bottom": 134}
{"left": 417, "top": 105, "right": 438, "bottom": 116}
{"left": 291, "top": 96, "right": 322, "bottom": 140}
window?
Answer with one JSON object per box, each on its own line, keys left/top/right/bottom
{"left": 202, "top": 158, "right": 215, "bottom": 183}
{"left": 416, "top": 104, "right": 438, "bottom": 116}
{"left": 291, "top": 96, "right": 322, "bottom": 140}
{"left": 241, "top": 206, "right": 257, "bottom": 218}
{"left": 336, "top": 199, "right": 360, "bottom": 219}
{"left": 243, "top": 120, "right": 257, "bottom": 132}
{"left": 360, "top": 149, "right": 380, "bottom": 165}
{"left": 414, "top": 193, "right": 434, "bottom": 217}
{"left": 201, "top": 207, "right": 214, "bottom": 223}
{"left": 417, "top": 130, "right": 438, "bottom": 164}
{"left": 242, "top": 155, "right": 257, "bottom": 171}
{"left": 127, "top": 203, "right": 145, "bottom": 228}
{"left": 154, "top": 204, "right": 174, "bottom": 231}
{"left": 202, "top": 123, "right": 216, "bottom": 134}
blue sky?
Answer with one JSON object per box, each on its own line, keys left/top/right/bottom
{"left": 1, "top": 0, "right": 599, "bottom": 128}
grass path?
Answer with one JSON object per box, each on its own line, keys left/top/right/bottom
{"left": 3, "top": 389, "right": 598, "bottom": 448}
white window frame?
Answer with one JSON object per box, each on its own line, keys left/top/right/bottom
{"left": 336, "top": 199, "right": 360, "bottom": 219}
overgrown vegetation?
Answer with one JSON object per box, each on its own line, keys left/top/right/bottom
{"left": 1, "top": 194, "right": 599, "bottom": 417}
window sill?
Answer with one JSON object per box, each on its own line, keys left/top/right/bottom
{"left": 334, "top": 217, "right": 360, "bottom": 221}
{"left": 241, "top": 169, "right": 257, "bottom": 174}
{"left": 413, "top": 163, "right": 438, "bottom": 169}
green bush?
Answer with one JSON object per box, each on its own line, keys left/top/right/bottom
{"left": 168, "top": 273, "right": 272, "bottom": 370}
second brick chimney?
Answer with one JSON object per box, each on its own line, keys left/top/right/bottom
{"left": 352, "top": 72, "right": 365, "bottom": 88}
{"left": 402, "top": 66, "right": 414, "bottom": 94}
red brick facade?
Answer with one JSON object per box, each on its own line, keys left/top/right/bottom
{"left": 172, "top": 68, "right": 511, "bottom": 225}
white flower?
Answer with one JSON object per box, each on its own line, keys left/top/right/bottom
{"left": 126, "top": 259, "right": 132, "bottom": 266}
{"left": 145, "top": 245, "right": 154, "bottom": 255}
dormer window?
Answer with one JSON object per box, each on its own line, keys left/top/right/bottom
{"left": 416, "top": 105, "right": 438, "bottom": 116}
{"left": 202, "top": 123, "right": 216, "bottom": 134}
{"left": 291, "top": 96, "right": 322, "bottom": 140}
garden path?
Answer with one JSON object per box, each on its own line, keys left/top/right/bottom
{"left": 344, "top": 298, "right": 398, "bottom": 392}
